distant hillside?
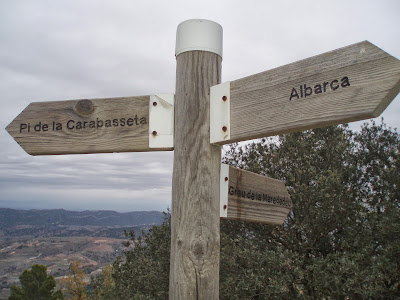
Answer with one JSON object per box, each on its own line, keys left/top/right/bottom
{"left": 0, "top": 208, "right": 164, "bottom": 227}
{"left": 0, "top": 208, "right": 165, "bottom": 238}
{"left": 0, "top": 208, "right": 166, "bottom": 299}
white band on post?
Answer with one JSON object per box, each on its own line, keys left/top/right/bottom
{"left": 175, "top": 19, "right": 223, "bottom": 58}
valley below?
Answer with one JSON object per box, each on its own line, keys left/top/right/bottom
{"left": 0, "top": 208, "right": 164, "bottom": 299}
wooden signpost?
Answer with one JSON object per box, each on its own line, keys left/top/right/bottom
{"left": 210, "top": 41, "right": 400, "bottom": 144}
{"left": 220, "top": 164, "right": 292, "bottom": 225}
{"left": 5, "top": 19, "right": 400, "bottom": 299}
{"left": 6, "top": 94, "right": 174, "bottom": 155}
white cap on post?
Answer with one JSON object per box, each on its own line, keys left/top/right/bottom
{"left": 175, "top": 19, "right": 223, "bottom": 58}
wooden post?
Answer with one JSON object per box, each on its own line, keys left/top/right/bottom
{"left": 169, "top": 20, "right": 222, "bottom": 299}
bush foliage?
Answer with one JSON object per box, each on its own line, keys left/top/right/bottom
{"left": 9, "top": 264, "right": 63, "bottom": 300}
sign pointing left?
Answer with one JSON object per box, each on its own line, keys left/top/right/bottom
{"left": 6, "top": 94, "right": 174, "bottom": 155}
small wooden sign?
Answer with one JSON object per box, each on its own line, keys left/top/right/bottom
{"left": 6, "top": 95, "right": 174, "bottom": 155}
{"left": 211, "top": 41, "right": 400, "bottom": 144}
{"left": 220, "top": 164, "right": 292, "bottom": 225}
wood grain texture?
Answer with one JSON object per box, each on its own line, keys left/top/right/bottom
{"left": 6, "top": 96, "right": 172, "bottom": 155}
{"left": 169, "top": 51, "right": 222, "bottom": 300}
{"left": 220, "top": 41, "right": 400, "bottom": 144}
{"left": 226, "top": 166, "right": 292, "bottom": 225}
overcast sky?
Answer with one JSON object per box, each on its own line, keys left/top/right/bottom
{"left": 1, "top": 0, "right": 399, "bottom": 212}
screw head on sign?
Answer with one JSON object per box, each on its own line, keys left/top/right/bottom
{"left": 225, "top": 177, "right": 228, "bottom": 181}
{"left": 222, "top": 126, "right": 227, "bottom": 132}
{"left": 222, "top": 96, "right": 227, "bottom": 101}
{"left": 152, "top": 131, "right": 157, "bottom": 136}
{"left": 223, "top": 205, "right": 227, "bottom": 210}
{"left": 153, "top": 102, "right": 157, "bottom": 106}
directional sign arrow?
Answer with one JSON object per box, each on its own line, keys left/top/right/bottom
{"left": 210, "top": 41, "right": 400, "bottom": 144}
{"left": 6, "top": 94, "right": 174, "bottom": 155}
{"left": 220, "top": 164, "right": 292, "bottom": 225}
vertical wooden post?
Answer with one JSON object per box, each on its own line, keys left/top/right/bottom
{"left": 169, "top": 20, "right": 222, "bottom": 299}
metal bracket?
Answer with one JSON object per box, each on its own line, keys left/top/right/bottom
{"left": 210, "top": 81, "right": 230, "bottom": 144}
{"left": 220, "top": 163, "right": 229, "bottom": 218}
{"left": 149, "top": 94, "right": 174, "bottom": 148}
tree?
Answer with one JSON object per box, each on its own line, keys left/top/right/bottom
{"left": 111, "top": 121, "right": 399, "bottom": 299}
{"left": 9, "top": 264, "right": 64, "bottom": 300}
{"left": 221, "top": 120, "right": 399, "bottom": 299}
{"left": 112, "top": 212, "right": 171, "bottom": 300}
{"left": 87, "top": 265, "right": 116, "bottom": 300}
{"left": 60, "top": 261, "right": 88, "bottom": 300}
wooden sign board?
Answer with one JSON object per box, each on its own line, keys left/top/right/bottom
{"left": 211, "top": 41, "right": 400, "bottom": 144}
{"left": 220, "top": 164, "right": 292, "bottom": 225}
{"left": 6, "top": 94, "right": 174, "bottom": 155}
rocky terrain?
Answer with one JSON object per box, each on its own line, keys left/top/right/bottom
{"left": 0, "top": 208, "right": 164, "bottom": 299}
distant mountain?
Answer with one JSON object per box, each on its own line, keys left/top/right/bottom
{"left": 0, "top": 208, "right": 165, "bottom": 238}
{"left": 0, "top": 208, "right": 164, "bottom": 227}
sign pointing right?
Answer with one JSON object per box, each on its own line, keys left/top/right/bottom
{"left": 210, "top": 41, "right": 400, "bottom": 144}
